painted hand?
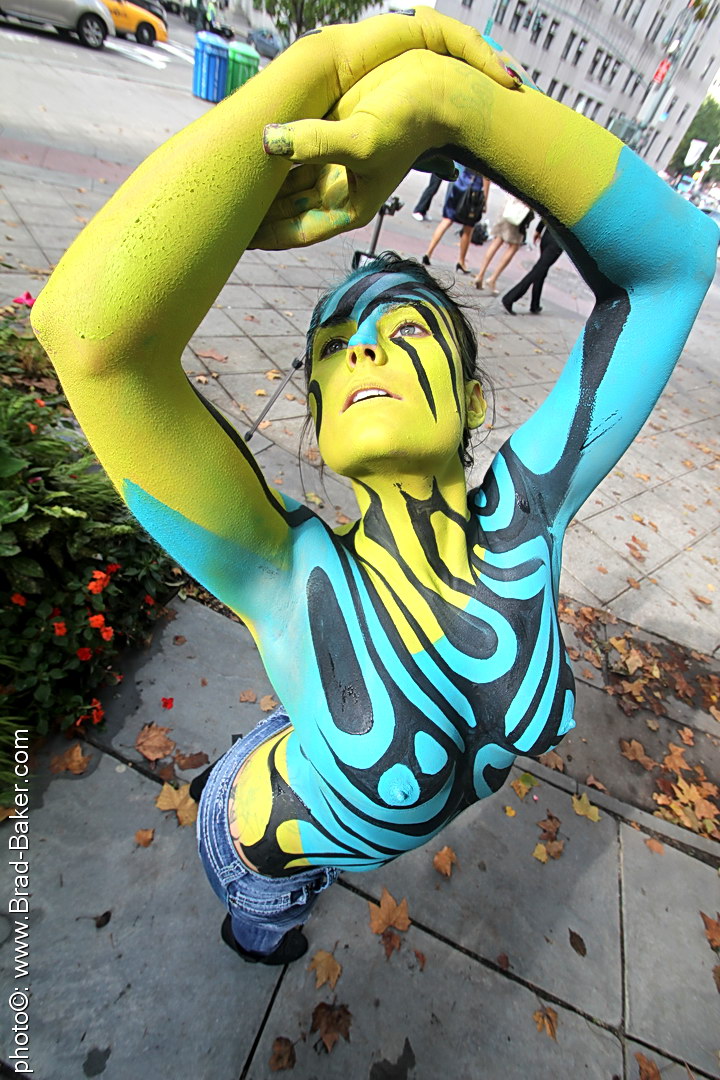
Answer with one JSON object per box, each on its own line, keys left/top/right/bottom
{"left": 252, "top": 52, "right": 483, "bottom": 249}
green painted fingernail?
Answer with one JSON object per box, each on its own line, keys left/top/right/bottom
{"left": 263, "top": 124, "right": 294, "bottom": 156}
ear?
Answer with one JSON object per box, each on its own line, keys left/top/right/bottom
{"left": 464, "top": 380, "right": 487, "bottom": 429}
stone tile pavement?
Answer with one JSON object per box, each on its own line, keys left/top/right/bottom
{"left": 1, "top": 148, "right": 719, "bottom": 1079}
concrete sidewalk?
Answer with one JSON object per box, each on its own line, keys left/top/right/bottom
{"left": 1, "top": 149, "right": 719, "bottom": 1080}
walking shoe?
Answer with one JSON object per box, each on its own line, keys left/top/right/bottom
{"left": 221, "top": 914, "right": 309, "bottom": 965}
{"left": 412, "top": 212, "right": 424, "bottom": 221}
{"left": 530, "top": 306, "right": 543, "bottom": 314}
{"left": 422, "top": 254, "right": 431, "bottom": 266}
{"left": 501, "top": 296, "right": 515, "bottom": 315}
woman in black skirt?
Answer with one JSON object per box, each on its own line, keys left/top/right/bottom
{"left": 422, "top": 167, "right": 488, "bottom": 273}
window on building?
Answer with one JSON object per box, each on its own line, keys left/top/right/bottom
{"left": 510, "top": 0, "right": 527, "bottom": 33}
{"left": 461, "top": 0, "right": 473, "bottom": 6}
{"left": 573, "top": 38, "right": 588, "bottom": 65}
{"left": 608, "top": 59, "right": 621, "bottom": 85}
{"left": 523, "top": 6, "right": 533, "bottom": 28}
{"left": 629, "top": 74, "right": 642, "bottom": 97}
{"left": 592, "top": 101, "right": 604, "bottom": 121}
{"left": 666, "top": 94, "right": 678, "bottom": 115}
{"left": 685, "top": 44, "right": 700, "bottom": 68}
{"left": 531, "top": 68, "right": 542, "bottom": 84}
{"left": 561, "top": 30, "right": 576, "bottom": 60}
{"left": 544, "top": 18, "right": 559, "bottom": 49}
{"left": 621, "top": 0, "right": 633, "bottom": 18}
{"left": 622, "top": 68, "right": 634, "bottom": 93}
{"left": 613, "top": 0, "right": 623, "bottom": 12}
{"left": 630, "top": 0, "right": 645, "bottom": 26}
{"left": 547, "top": 77, "right": 558, "bottom": 96}
{"left": 607, "top": 107, "right": 617, "bottom": 128}
{"left": 530, "top": 13, "right": 546, "bottom": 43}
{"left": 589, "top": 47, "right": 603, "bottom": 77}
{"left": 495, "top": 0, "right": 510, "bottom": 25}
{"left": 649, "top": 13, "right": 664, "bottom": 42}
{"left": 600, "top": 53, "right": 612, "bottom": 81}
{"left": 702, "top": 55, "right": 716, "bottom": 79}
{"left": 658, "top": 135, "right": 672, "bottom": 161}
{"left": 573, "top": 92, "right": 585, "bottom": 111}
{"left": 557, "top": 83, "right": 569, "bottom": 103}
{"left": 677, "top": 103, "right": 689, "bottom": 125}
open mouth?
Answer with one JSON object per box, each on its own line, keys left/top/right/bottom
{"left": 343, "top": 387, "right": 401, "bottom": 411}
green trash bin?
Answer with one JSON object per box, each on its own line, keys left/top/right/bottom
{"left": 226, "top": 42, "right": 261, "bottom": 95}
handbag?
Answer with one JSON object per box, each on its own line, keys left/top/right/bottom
{"left": 502, "top": 196, "right": 530, "bottom": 227}
{"left": 471, "top": 220, "right": 489, "bottom": 245}
{"left": 454, "top": 184, "right": 485, "bottom": 224}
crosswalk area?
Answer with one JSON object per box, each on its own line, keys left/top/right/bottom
{"left": 105, "top": 37, "right": 195, "bottom": 69}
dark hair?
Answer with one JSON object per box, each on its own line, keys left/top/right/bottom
{"left": 303, "top": 251, "right": 492, "bottom": 470}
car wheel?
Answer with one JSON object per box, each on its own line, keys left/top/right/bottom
{"left": 77, "top": 13, "right": 106, "bottom": 48}
{"left": 136, "top": 21, "right": 155, "bottom": 44}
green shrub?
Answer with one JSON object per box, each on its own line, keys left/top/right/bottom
{"left": 0, "top": 301, "right": 177, "bottom": 801}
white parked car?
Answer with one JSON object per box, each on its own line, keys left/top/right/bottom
{"left": 0, "top": 0, "right": 115, "bottom": 47}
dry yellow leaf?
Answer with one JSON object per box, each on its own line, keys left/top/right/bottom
{"left": 307, "top": 949, "right": 342, "bottom": 990}
{"left": 532, "top": 843, "right": 549, "bottom": 863}
{"left": 433, "top": 845, "right": 458, "bottom": 877}
{"left": 239, "top": 689, "right": 257, "bottom": 703}
{"left": 368, "top": 887, "right": 411, "bottom": 934}
{"left": 572, "top": 793, "right": 601, "bottom": 822}
{"left": 135, "top": 828, "right": 155, "bottom": 847}
{"left": 135, "top": 722, "right": 175, "bottom": 763}
{"left": 532, "top": 1004, "right": 558, "bottom": 1040}
{"left": 50, "top": 743, "right": 91, "bottom": 775}
{"left": 259, "top": 694, "right": 278, "bottom": 712}
{"left": 645, "top": 837, "right": 664, "bottom": 855}
{"left": 504, "top": 805, "right": 516, "bottom": 817}
{"left": 511, "top": 772, "right": 539, "bottom": 800}
{"left": 155, "top": 783, "right": 197, "bottom": 826}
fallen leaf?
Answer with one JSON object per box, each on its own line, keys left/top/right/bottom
{"left": 663, "top": 743, "right": 691, "bottom": 774}
{"left": 196, "top": 347, "right": 227, "bottom": 363}
{"left": 311, "top": 1002, "right": 352, "bottom": 1054}
{"left": 537, "top": 811, "right": 561, "bottom": 840}
{"left": 433, "top": 845, "right": 458, "bottom": 878}
{"left": 239, "top": 689, "right": 257, "bottom": 703}
{"left": 625, "top": 648, "right": 645, "bottom": 675}
{"left": 678, "top": 727, "right": 695, "bottom": 746}
{"left": 538, "top": 750, "right": 565, "bottom": 772}
{"left": 532, "top": 842, "right": 549, "bottom": 864}
{"left": 692, "top": 592, "right": 712, "bottom": 607}
{"left": 700, "top": 911, "right": 720, "bottom": 950}
{"left": 645, "top": 837, "right": 664, "bottom": 854}
{"left": 544, "top": 839, "right": 565, "bottom": 859}
{"left": 155, "top": 782, "right": 198, "bottom": 827}
{"left": 254, "top": 388, "right": 268, "bottom": 396}
{"left": 200, "top": 678, "right": 208, "bottom": 687}
{"left": 259, "top": 420, "right": 272, "bottom": 430}
{"left": 335, "top": 510, "right": 351, "bottom": 525}
{"left": 504, "top": 805, "right": 516, "bottom": 817}
{"left": 635, "top": 1052, "right": 661, "bottom": 1080}
{"left": 571, "top": 793, "right": 601, "bottom": 822}
{"left": 713, "top": 964, "right": 720, "bottom": 994}
{"left": 627, "top": 577, "right": 641, "bottom": 589}
{"left": 157, "top": 762, "right": 178, "bottom": 784}
{"left": 269, "top": 1036, "right": 296, "bottom": 1072}
{"left": 173, "top": 634, "right": 187, "bottom": 645}
{"left": 94, "top": 910, "right": 111, "bottom": 929}
{"left": 195, "top": 374, "right": 208, "bottom": 384}
{"left": 532, "top": 1004, "right": 558, "bottom": 1040}
{"left": 568, "top": 929, "right": 587, "bottom": 956}
{"left": 581, "top": 667, "right": 595, "bottom": 680}
{"left": 174, "top": 751, "right": 210, "bottom": 771}
{"left": 0, "top": 807, "right": 14, "bottom": 822}
{"left": 305, "top": 491, "right": 324, "bottom": 507}
{"left": 368, "top": 887, "right": 411, "bottom": 934}
{"left": 136, "top": 723, "right": 176, "bottom": 763}
{"left": 259, "top": 694, "right": 278, "bottom": 712}
{"left": 586, "top": 775, "right": 608, "bottom": 793}
{"left": 596, "top": 564, "right": 608, "bottom": 574}
{"left": 619, "top": 738, "right": 658, "bottom": 771}
{"left": 244, "top": 313, "right": 258, "bottom": 322}
{"left": 496, "top": 953, "right": 510, "bottom": 971}
{"left": 380, "top": 928, "right": 402, "bottom": 958}
{"left": 413, "top": 949, "right": 426, "bottom": 971}
{"left": 307, "top": 949, "right": 342, "bottom": 990}
{"left": 135, "top": 828, "right": 154, "bottom": 847}
{"left": 50, "top": 744, "right": 91, "bottom": 775}
{"left": 265, "top": 368, "right": 282, "bottom": 380}
{"left": 511, "top": 772, "right": 539, "bottom": 800}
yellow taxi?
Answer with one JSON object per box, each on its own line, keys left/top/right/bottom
{"left": 105, "top": 0, "right": 168, "bottom": 44}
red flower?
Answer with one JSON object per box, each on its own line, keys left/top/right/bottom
{"left": 13, "top": 291, "right": 35, "bottom": 307}
{"left": 161, "top": 697, "right": 174, "bottom": 710}
{"left": 144, "top": 594, "right": 156, "bottom": 606}
{"left": 87, "top": 570, "right": 111, "bottom": 594}
{"left": 106, "top": 563, "right": 121, "bottom": 574}
{"left": 34, "top": 398, "right": 46, "bottom": 407}
{"left": 11, "top": 593, "right": 27, "bottom": 607}
{"left": 88, "top": 613, "right": 105, "bottom": 628}
{"left": 76, "top": 647, "right": 93, "bottom": 661}
{"left": 53, "top": 621, "right": 67, "bottom": 637}
{"left": 27, "top": 422, "right": 38, "bottom": 434}
{"left": 100, "top": 626, "right": 114, "bottom": 641}
{"left": 90, "top": 698, "right": 104, "bottom": 724}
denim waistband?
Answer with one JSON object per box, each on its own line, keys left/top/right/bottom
{"left": 196, "top": 708, "right": 337, "bottom": 901}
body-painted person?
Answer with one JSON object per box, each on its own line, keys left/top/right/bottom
{"left": 31, "top": 8, "right": 718, "bottom": 965}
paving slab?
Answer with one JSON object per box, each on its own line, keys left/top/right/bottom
{"left": 93, "top": 598, "right": 276, "bottom": 779}
{"left": 0, "top": 749, "right": 280, "bottom": 1080}
{"left": 245, "top": 884, "right": 624, "bottom": 1080}
{"left": 345, "top": 769, "right": 623, "bottom": 1027}
{"left": 622, "top": 823, "right": 720, "bottom": 1077}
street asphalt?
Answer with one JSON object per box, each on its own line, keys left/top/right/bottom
{"left": 0, "top": 36, "right": 719, "bottom": 1078}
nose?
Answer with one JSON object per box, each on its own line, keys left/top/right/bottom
{"left": 347, "top": 342, "right": 387, "bottom": 369}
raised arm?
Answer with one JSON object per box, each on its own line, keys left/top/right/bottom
{"left": 30, "top": 11, "right": 518, "bottom": 628}
{"left": 257, "top": 41, "right": 718, "bottom": 536}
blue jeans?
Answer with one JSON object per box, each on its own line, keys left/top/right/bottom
{"left": 196, "top": 709, "right": 340, "bottom": 954}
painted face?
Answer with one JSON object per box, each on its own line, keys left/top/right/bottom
{"left": 308, "top": 271, "right": 470, "bottom": 480}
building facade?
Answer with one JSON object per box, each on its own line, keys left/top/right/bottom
{"left": 436, "top": 0, "right": 720, "bottom": 170}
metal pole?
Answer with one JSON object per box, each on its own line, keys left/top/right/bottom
{"left": 244, "top": 356, "right": 304, "bottom": 443}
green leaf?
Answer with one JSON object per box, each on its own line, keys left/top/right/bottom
{"left": 0, "top": 449, "right": 26, "bottom": 477}
{"left": 0, "top": 497, "right": 29, "bottom": 524}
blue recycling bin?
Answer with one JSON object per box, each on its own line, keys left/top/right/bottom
{"left": 193, "top": 32, "right": 229, "bottom": 103}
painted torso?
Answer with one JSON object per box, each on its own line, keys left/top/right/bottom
{"left": 231, "top": 438, "right": 575, "bottom": 876}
